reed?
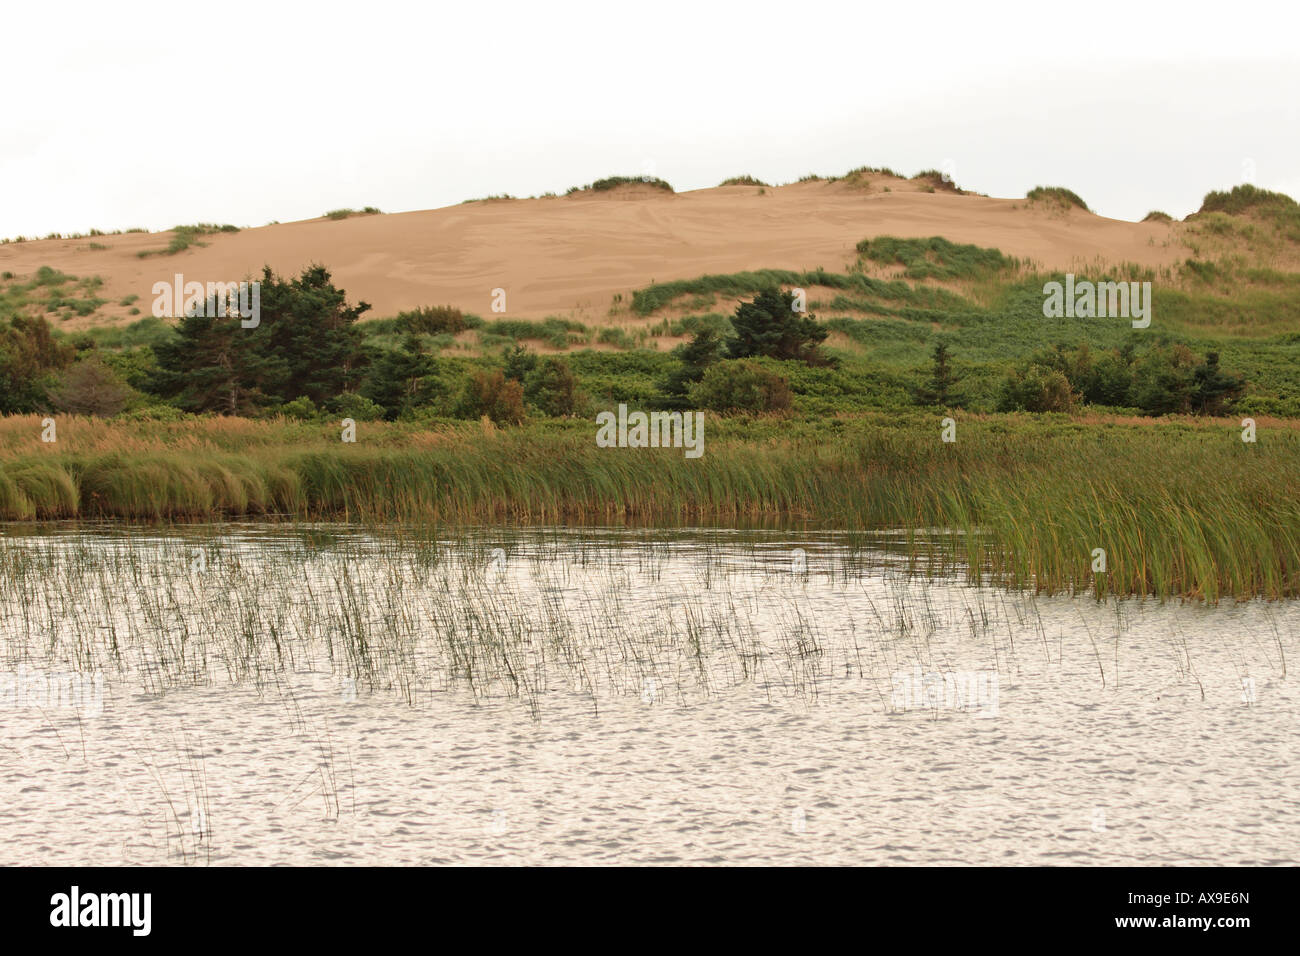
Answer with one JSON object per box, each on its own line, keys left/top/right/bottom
{"left": 1, "top": 412, "right": 1297, "bottom": 599}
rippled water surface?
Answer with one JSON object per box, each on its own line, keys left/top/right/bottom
{"left": 0, "top": 524, "right": 1296, "bottom": 865}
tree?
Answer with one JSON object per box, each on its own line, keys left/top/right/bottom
{"left": 1191, "top": 351, "right": 1245, "bottom": 416}
{"left": 914, "top": 341, "right": 963, "bottom": 407}
{"left": 727, "top": 290, "right": 831, "bottom": 365}
{"left": 250, "top": 264, "right": 369, "bottom": 405}
{"left": 525, "top": 357, "right": 583, "bottom": 417}
{"left": 362, "top": 334, "right": 437, "bottom": 419}
{"left": 1131, "top": 345, "right": 1197, "bottom": 415}
{"left": 502, "top": 344, "right": 538, "bottom": 382}
{"left": 151, "top": 264, "right": 369, "bottom": 414}
{"left": 0, "top": 315, "right": 74, "bottom": 413}
{"left": 47, "top": 354, "right": 135, "bottom": 416}
{"left": 660, "top": 327, "right": 726, "bottom": 409}
{"left": 152, "top": 308, "right": 264, "bottom": 414}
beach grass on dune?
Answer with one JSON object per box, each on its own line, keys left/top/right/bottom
{"left": 0, "top": 412, "right": 1296, "bottom": 601}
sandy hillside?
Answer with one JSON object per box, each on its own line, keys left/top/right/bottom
{"left": 0, "top": 175, "right": 1186, "bottom": 329}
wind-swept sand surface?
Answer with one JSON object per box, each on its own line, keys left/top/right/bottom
{"left": 1, "top": 177, "right": 1184, "bottom": 327}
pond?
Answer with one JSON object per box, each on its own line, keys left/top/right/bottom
{"left": 0, "top": 524, "right": 1295, "bottom": 864}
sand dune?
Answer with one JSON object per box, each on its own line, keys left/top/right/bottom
{"left": 0, "top": 177, "right": 1185, "bottom": 328}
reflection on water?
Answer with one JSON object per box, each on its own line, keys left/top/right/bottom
{"left": 0, "top": 523, "right": 1296, "bottom": 865}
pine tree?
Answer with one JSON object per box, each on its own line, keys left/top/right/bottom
{"left": 250, "top": 264, "right": 369, "bottom": 405}
{"left": 914, "top": 341, "right": 963, "bottom": 407}
{"left": 727, "top": 290, "right": 830, "bottom": 365}
{"left": 153, "top": 309, "right": 263, "bottom": 414}
{"left": 660, "top": 327, "right": 727, "bottom": 409}
{"left": 151, "top": 265, "right": 369, "bottom": 414}
{"left": 362, "top": 334, "right": 437, "bottom": 419}
{"left": 1192, "top": 351, "right": 1245, "bottom": 415}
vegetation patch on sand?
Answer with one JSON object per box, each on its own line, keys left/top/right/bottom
{"left": 1025, "top": 186, "right": 1090, "bottom": 212}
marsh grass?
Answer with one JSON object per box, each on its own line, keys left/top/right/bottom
{"left": 1, "top": 526, "right": 1290, "bottom": 733}
{"left": 1, "top": 414, "right": 1297, "bottom": 600}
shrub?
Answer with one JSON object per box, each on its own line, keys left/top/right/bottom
{"left": 525, "top": 357, "right": 584, "bottom": 417}
{"left": 362, "top": 334, "right": 438, "bottom": 419}
{"left": 1142, "top": 210, "right": 1174, "bottom": 223}
{"left": 399, "top": 305, "right": 468, "bottom": 335}
{"left": 502, "top": 344, "right": 538, "bottom": 382}
{"left": 997, "top": 365, "right": 1076, "bottom": 413}
{"left": 660, "top": 327, "right": 727, "bottom": 409}
{"left": 460, "top": 369, "right": 525, "bottom": 424}
{"left": 281, "top": 396, "right": 318, "bottom": 420}
{"left": 1191, "top": 351, "right": 1246, "bottom": 416}
{"left": 688, "top": 360, "right": 792, "bottom": 414}
{"left": 1025, "top": 186, "right": 1089, "bottom": 211}
{"left": 718, "top": 175, "right": 769, "bottom": 187}
{"left": 330, "top": 391, "right": 386, "bottom": 422}
{"left": 568, "top": 176, "right": 674, "bottom": 194}
{"left": 47, "top": 354, "right": 136, "bottom": 416}
{"left": 1130, "top": 346, "right": 1197, "bottom": 415}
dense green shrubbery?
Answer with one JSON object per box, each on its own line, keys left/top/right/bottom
{"left": 524, "top": 357, "right": 585, "bottom": 417}
{"left": 996, "top": 343, "right": 1246, "bottom": 416}
{"left": 856, "top": 236, "right": 1017, "bottom": 280}
{"left": 398, "top": 305, "right": 471, "bottom": 335}
{"left": 689, "top": 359, "right": 792, "bottom": 414}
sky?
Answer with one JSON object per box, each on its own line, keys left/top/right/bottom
{"left": 3, "top": 0, "right": 1298, "bottom": 236}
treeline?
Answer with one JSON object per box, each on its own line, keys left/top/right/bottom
{"left": 0, "top": 264, "right": 1250, "bottom": 422}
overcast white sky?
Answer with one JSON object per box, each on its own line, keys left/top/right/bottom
{"left": 3, "top": 0, "right": 1297, "bottom": 236}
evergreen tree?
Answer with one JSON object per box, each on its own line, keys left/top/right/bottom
{"left": 914, "top": 341, "right": 963, "bottom": 407}
{"left": 250, "top": 264, "right": 369, "bottom": 405}
{"left": 502, "top": 344, "right": 538, "bottom": 382}
{"left": 152, "top": 309, "right": 263, "bottom": 414}
{"left": 151, "top": 265, "right": 368, "bottom": 414}
{"left": 362, "top": 334, "right": 437, "bottom": 419}
{"left": 524, "top": 357, "right": 582, "bottom": 417}
{"left": 1191, "top": 351, "right": 1246, "bottom": 415}
{"left": 660, "top": 327, "right": 727, "bottom": 410}
{"left": 727, "top": 290, "right": 830, "bottom": 365}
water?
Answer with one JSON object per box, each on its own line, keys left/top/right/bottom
{"left": 0, "top": 524, "right": 1296, "bottom": 865}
